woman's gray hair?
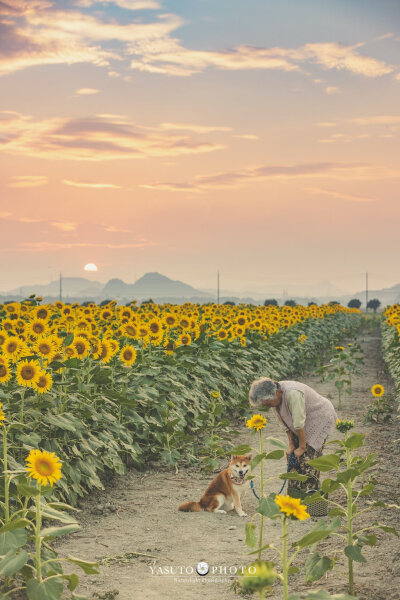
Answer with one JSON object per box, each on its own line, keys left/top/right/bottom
{"left": 249, "top": 377, "right": 279, "bottom": 407}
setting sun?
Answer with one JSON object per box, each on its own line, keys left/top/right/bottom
{"left": 84, "top": 263, "right": 98, "bottom": 272}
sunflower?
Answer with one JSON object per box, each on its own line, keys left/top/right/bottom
{"left": 35, "top": 336, "right": 57, "bottom": 359}
{"left": 217, "top": 329, "right": 229, "bottom": 341}
{"left": 0, "top": 329, "right": 8, "bottom": 346}
{"left": 371, "top": 384, "right": 384, "bottom": 397}
{"left": 246, "top": 414, "right": 267, "bottom": 431}
{"left": 33, "top": 371, "right": 53, "bottom": 394}
{"left": 2, "top": 319, "right": 15, "bottom": 332}
{"left": 123, "top": 322, "right": 138, "bottom": 338}
{"left": 335, "top": 346, "right": 345, "bottom": 351}
{"left": 73, "top": 336, "right": 90, "bottom": 358}
{"left": 5, "top": 302, "right": 19, "bottom": 315}
{"left": 148, "top": 318, "right": 162, "bottom": 337}
{"left": 163, "top": 339, "right": 175, "bottom": 355}
{"left": 29, "top": 318, "right": 48, "bottom": 338}
{"left": 211, "top": 390, "right": 220, "bottom": 399}
{"left": 163, "top": 313, "right": 177, "bottom": 327}
{"left": 99, "top": 339, "right": 112, "bottom": 363}
{"left": 0, "top": 362, "right": 12, "bottom": 384}
{"left": 0, "top": 402, "right": 5, "bottom": 425}
{"left": 25, "top": 449, "right": 62, "bottom": 487}
{"left": 100, "top": 309, "right": 112, "bottom": 321}
{"left": 3, "top": 337, "right": 23, "bottom": 360}
{"left": 64, "top": 345, "right": 77, "bottom": 359}
{"left": 178, "top": 333, "right": 192, "bottom": 346}
{"left": 274, "top": 494, "right": 310, "bottom": 520}
{"left": 108, "top": 338, "right": 120, "bottom": 356}
{"left": 120, "top": 345, "right": 137, "bottom": 366}
{"left": 35, "top": 306, "right": 50, "bottom": 320}
{"left": 336, "top": 418, "right": 354, "bottom": 433}
{"left": 16, "top": 359, "right": 41, "bottom": 387}
{"left": 137, "top": 325, "right": 149, "bottom": 339}
{"left": 54, "top": 301, "right": 64, "bottom": 310}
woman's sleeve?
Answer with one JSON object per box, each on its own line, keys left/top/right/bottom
{"left": 286, "top": 390, "right": 306, "bottom": 429}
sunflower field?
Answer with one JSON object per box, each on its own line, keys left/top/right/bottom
{"left": 381, "top": 304, "right": 400, "bottom": 394}
{"left": 0, "top": 299, "right": 362, "bottom": 506}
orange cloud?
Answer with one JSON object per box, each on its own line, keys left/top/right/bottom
{"left": 50, "top": 222, "right": 77, "bottom": 232}
{"left": 8, "top": 175, "right": 48, "bottom": 188}
{"left": 63, "top": 180, "right": 122, "bottom": 189}
{"left": 75, "top": 88, "right": 100, "bottom": 95}
{"left": 303, "top": 186, "right": 376, "bottom": 203}
{"left": 141, "top": 162, "right": 400, "bottom": 192}
{"left": 0, "top": 111, "right": 225, "bottom": 161}
{"left": 159, "top": 122, "right": 232, "bottom": 133}
{"left": 17, "top": 241, "right": 157, "bottom": 252}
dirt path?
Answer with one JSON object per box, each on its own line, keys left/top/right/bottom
{"left": 58, "top": 329, "right": 400, "bottom": 600}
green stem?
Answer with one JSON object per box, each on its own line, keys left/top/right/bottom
{"left": 3, "top": 426, "right": 9, "bottom": 523}
{"left": 20, "top": 389, "right": 25, "bottom": 424}
{"left": 257, "top": 430, "right": 264, "bottom": 561}
{"left": 345, "top": 443, "right": 354, "bottom": 595}
{"left": 282, "top": 517, "right": 289, "bottom": 600}
{"left": 35, "top": 486, "right": 42, "bottom": 582}
{"left": 258, "top": 589, "right": 264, "bottom": 600}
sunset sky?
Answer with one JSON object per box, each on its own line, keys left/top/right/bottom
{"left": 1, "top": 0, "right": 400, "bottom": 295}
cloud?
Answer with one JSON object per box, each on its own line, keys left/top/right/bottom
{"left": 141, "top": 161, "right": 396, "bottom": 192}
{"left": 159, "top": 122, "right": 232, "bottom": 133}
{"left": 74, "top": 0, "right": 161, "bottom": 9}
{"left": 350, "top": 115, "right": 400, "bottom": 125}
{"left": 1, "top": 2, "right": 393, "bottom": 83}
{"left": 325, "top": 86, "right": 340, "bottom": 94}
{"left": 0, "top": 111, "right": 225, "bottom": 161}
{"left": 0, "top": 1, "right": 51, "bottom": 15}
{"left": 50, "top": 221, "right": 77, "bottom": 232}
{"left": 374, "top": 33, "right": 394, "bottom": 42}
{"left": 16, "top": 240, "right": 156, "bottom": 252}
{"left": 105, "top": 225, "right": 132, "bottom": 232}
{"left": 0, "top": 7, "right": 182, "bottom": 76}
{"left": 63, "top": 179, "right": 122, "bottom": 188}
{"left": 75, "top": 88, "right": 100, "bottom": 95}
{"left": 232, "top": 134, "right": 259, "bottom": 140}
{"left": 303, "top": 186, "right": 376, "bottom": 203}
{"left": 129, "top": 39, "right": 393, "bottom": 78}
{"left": 8, "top": 175, "right": 48, "bottom": 188}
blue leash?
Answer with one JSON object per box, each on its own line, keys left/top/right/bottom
{"left": 250, "top": 451, "right": 298, "bottom": 500}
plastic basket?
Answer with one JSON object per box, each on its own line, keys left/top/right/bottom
{"left": 287, "top": 485, "right": 329, "bottom": 518}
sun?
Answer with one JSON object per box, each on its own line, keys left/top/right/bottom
{"left": 84, "top": 263, "right": 98, "bottom": 272}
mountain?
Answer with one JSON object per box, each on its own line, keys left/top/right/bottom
{"left": 130, "top": 272, "right": 210, "bottom": 300}
{"left": 7, "top": 277, "right": 103, "bottom": 297}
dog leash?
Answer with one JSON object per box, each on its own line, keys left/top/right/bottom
{"left": 250, "top": 451, "right": 298, "bottom": 500}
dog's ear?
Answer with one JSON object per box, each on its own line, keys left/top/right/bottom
{"left": 246, "top": 453, "right": 253, "bottom": 461}
{"left": 230, "top": 455, "right": 238, "bottom": 461}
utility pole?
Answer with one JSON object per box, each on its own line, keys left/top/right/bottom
{"left": 59, "top": 272, "right": 63, "bottom": 301}
{"left": 217, "top": 271, "right": 220, "bottom": 304}
{"left": 365, "top": 271, "right": 368, "bottom": 313}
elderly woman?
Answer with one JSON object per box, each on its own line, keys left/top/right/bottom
{"left": 249, "top": 377, "right": 337, "bottom": 492}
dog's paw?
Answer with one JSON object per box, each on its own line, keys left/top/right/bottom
{"left": 237, "top": 511, "right": 248, "bottom": 517}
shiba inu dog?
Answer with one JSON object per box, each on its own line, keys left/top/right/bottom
{"left": 178, "top": 454, "right": 252, "bottom": 517}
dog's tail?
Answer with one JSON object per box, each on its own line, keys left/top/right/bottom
{"left": 178, "top": 500, "right": 202, "bottom": 512}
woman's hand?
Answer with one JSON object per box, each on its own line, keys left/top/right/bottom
{"left": 294, "top": 446, "right": 306, "bottom": 459}
{"left": 286, "top": 445, "right": 295, "bottom": 460}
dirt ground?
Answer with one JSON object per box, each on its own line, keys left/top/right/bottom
{"left": 57, "top": 329, "right": 400, "bottom": 600}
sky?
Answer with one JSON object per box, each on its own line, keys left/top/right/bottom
{"left": 1, "top": 0, "right": 400, "bottom": 296}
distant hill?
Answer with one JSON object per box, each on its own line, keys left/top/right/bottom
{"left": 130, "top": 272, "right": 210, "bottom": 299}
{"left": 3, "top": 273, "right": 213, "bottom": 303}
{"left": 7, "top": 277, "right": 103, "bottom": 297}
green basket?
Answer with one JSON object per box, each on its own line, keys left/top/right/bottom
{"left": 287, "top": 485, "right": 329, "bottom": 518}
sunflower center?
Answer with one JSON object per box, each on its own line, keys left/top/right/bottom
{"left": 37, "top": 376, "right": 47, "bottom": 388}
{"left": 0, "top": 365, "right": 6, "bottom": 376}
{"left": 7, "top": 342, "right": 17, "bottom": 352}
{"left": 39, "top": 344, "right": 51, "bottom": 355}
{"left": 37, "top": 459, "right": 52, "bottom": 475}
{"left": 21, "top": 366, "right": 35, "bottom": 380}
{"left": 123, "top": 350, "right": 133, "bottom": 360}
{"left": 33, "top": 324, "right": 45, "bottom": 334}
{"left": 75, "top": 342, "right": 85, "bottom": 355}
